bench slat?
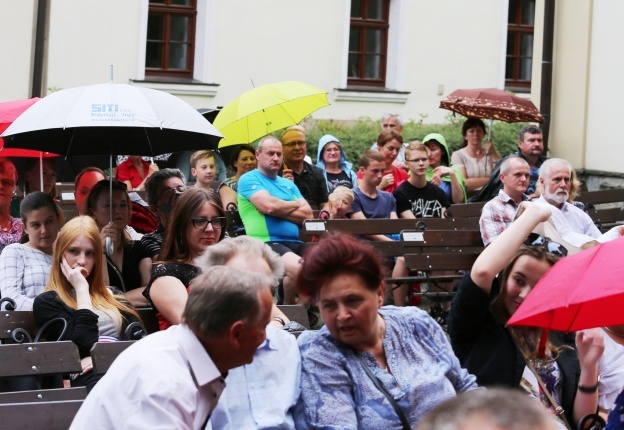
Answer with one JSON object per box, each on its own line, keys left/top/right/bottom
{"left": 91, "top": 341, "right": 136, "bottom": 375}
{"left": 405, "top": 253, "right": 480, "bottom": 272}
{"left": 0, "top": 311, "right": 37, "bottom": 341}
{"left": 0, "top": 341, "right": 82, "bottom": 377}
{"left": 0, "top": 399, "right": 83, "bottom": 430}
{"left": 0, "top": 387, "right": 87, "bottom": 404}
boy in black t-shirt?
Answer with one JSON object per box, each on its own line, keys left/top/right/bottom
{"left": 393, "top": 142, "right": 450, "bottom": 219}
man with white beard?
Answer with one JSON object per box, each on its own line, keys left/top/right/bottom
{"left": 535, "top": 158, "right": 601, "bottom": 238}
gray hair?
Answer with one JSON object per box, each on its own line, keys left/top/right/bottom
{"left": 195, "top": 236, "right": 284, "bottom": 284}
{"left": 518, "top": 124, "right": 542, "bottom": 141}
{"left": 381, "top": 113, "right": 403, "bottom": 127}
{"left": 500, "top": 156, "right": 529, "bottom": 175}
{"left": 257, "top": 136, "right": 281, "bottom": 152}
{"left": 538, "top": 158, "right": 572, "bottom": 181}
{"left": 417, "top": 388, "right": 554, "bottom": 430}
{"left": 183, "top": 265, "right": 273, "bottom": 337}
{"left": 144, "top": 168, "right": 186, "bottom": 205}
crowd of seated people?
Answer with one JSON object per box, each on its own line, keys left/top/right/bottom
{"left": 1, "top": 115, "right": 624, "bottom": 430}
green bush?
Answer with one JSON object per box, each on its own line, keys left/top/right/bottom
{"left": 301, "top": 115, "right": 528, "bottom": 165}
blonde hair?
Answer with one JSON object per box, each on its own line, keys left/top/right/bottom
{"left": 328, "top": 186, "right": 354, "bottom": 207}
{"left": 45, "top": 216, "right": 138, "bottom": 321}
{"left": 405, "top": 141, "right": 428, "bottom": 159}
{"left": 190, "top": 150, "right": 215, "bottom": 169}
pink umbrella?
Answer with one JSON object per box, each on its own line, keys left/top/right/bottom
{"left": 0, "top": 98, "right": 58, "bottom": 191}
{"left": 508, "top": 235, "right": 624, "bottom": 332}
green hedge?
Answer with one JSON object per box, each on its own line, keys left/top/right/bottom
{"left": 300, "top": 115, "right": 529, "bottom": 165}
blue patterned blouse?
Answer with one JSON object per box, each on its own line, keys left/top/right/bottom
{"left": 294, "top": 306, "right": 479, "bottom": 429}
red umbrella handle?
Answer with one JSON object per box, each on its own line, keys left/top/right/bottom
{"left": 537, "top": 329, "right": 549, "bottom": 358}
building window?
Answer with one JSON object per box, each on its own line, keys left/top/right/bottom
{"left": 145, "top": 0, "right": 197, "bottom": 79}
{"left": 347, "top": 0, "right": 390, "bottom": 88}
{"left": 505, "top": 0, "right": 535, "bottom": 91}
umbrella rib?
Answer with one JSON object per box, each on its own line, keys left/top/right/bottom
{"left": 66, "top": 128, "right": 77, "bottom": 158}
{"left": 143, "top": 128, "right": 154, "bottom": 157}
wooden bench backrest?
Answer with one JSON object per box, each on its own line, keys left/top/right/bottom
{"left": 91, "top": 341, "right": 136, "bottom": 375}
{"left": 405, "top": 253, "right": 481, "bottom": 272}
{"left": 0, "top": 387, "right": 87, "bottom": 404}
{"left": 446, "top": 202, "right": 486, "bottom": 218}
{"left": 578, "top": 188, "right": 624, "bottom": 205}
{"left": 302, "top": 217, "right": 480, "bottom": 237}
{"left": 0, "top": 399, "right": 83, "bottom": 430}
{"left": 277, "top": 305, "right": 310, "bottom": 330}
{"left": 0, "top": 311, "right": 37, "bottom": 341}
{"left": 0, "top": 341, "right": 82, "bottom": 378}
{"left": 401, "top": 230, "right": 483, "bottom": 248}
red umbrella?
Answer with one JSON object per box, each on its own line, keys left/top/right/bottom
{"left": 508, "top": 236, "right": 624, "bottom": 332}
{"left": 440, "top": 88, "right": 544, "bottom": 124}
{"left": 0, "top": 98, "right": 58, "bottom": 190}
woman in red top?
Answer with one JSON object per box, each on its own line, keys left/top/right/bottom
{"left": 116, "top": 155, "right": 159, "bottom": 191}
{"left": 357, "top": 130, "right": 408, "bottom": 194}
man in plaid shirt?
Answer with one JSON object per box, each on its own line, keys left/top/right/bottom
{"left": 479, "top": 156, "right": 531, "bottom": 246}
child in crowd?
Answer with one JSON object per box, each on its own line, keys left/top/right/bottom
{"left": 190, "top": 150, "right": 237, "bottom": 211}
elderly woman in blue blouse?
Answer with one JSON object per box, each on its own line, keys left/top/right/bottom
{"left": 294, "top": 233, "right": 478, "bottom": 429}
{"left": 316, "top": 134, "right": 357, "bottom": 193}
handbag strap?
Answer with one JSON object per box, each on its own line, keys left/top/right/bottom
{"left": 353, "top": 353, "right": 410, "bottom": 430}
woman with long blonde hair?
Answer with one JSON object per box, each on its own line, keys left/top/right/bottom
{"left": 33, "top": 216, "right": 140, "bottom": 392}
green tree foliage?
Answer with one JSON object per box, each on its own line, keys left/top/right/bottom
{"left": 302, "top": 115, "right": 529, "bottom": 166}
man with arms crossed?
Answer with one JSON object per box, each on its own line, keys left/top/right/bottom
{"left": 238, "top": 136, "right": 313, "bottom": 305}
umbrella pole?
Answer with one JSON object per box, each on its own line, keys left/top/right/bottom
{"left": 487, "top": 118, "right": 493, "bottom": 142}
{"left": 105, "top": 154, "right": 114, "bottom": 256}
{"left": 537, "top": 329, "right": 549, "bottom": 358}
{"left": 39, "top": 151, "right": 43, "bottom": 192}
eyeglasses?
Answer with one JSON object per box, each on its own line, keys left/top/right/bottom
{"left": 283, "top": 141, "right": 306, "bottom": 148}
{"left": 0, "top": 179, "right": 16, "bottom": 187}
{"left": 191, "top": 216, "right": 227, "bottom": 230}
{"left": 524, "top": 233, "right": 568, "bottom": 257}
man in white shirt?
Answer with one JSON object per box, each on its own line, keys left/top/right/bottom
{"left": 535, "top": 158, "right": 601, "bottom": 238}
{"left": 70, "top": 266, "right": 275, "bottom": 430}
{"left": 199, "top": 235, "right": 301, "bottom": 430}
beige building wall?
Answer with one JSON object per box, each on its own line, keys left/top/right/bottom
{"left": 0, "top": 0, "right": 38, "bottom": 100}
{"left": 584, "top": 0, "right": 624, "bottom": 174}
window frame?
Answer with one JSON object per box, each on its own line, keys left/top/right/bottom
{"left": 145, "top": 0, "right": 197, "bottom": 79}
{"left": 505, "top": 0, "right": 535, "bottom": 91}
{"left": 347, "top": 0, "right": 391, "bottom": 88}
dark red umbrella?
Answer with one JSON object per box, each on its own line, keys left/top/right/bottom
{"left": 508, "top": 236, "right": 624, "bottom": 332}
{"left": 440, "top": 88, "right": 544, "bottom": 124}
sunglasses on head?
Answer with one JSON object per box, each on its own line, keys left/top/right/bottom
{"left": 524, "top": 233, "right": 568, "bottom": 257}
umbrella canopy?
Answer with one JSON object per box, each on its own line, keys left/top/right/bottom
{"left": 1, "top": 83, "right": 222, "bottom": 156}
{"left": 0, "top": 98, "right": 45, "bottom": 153}
{"left": 213, "top": 81, "right": 329, "bottom": 147}
{"left": 439, "top": 88, "right": 544, "bottom": 123}
{"left": 508, "top": 236, "right": 624, "bottom": 332}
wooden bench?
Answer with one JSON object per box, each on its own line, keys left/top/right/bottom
{"left": 0, "top": 310, "right": 37, "bottom": 343}
{"left": 0, "top": 341, "right": 87, "bottom": 405}
{"left": 577, "top": 188, "right": 624, "bottom": 208}
{"left": 446, "top": 201, "right": 486, "bottom": 219}
{"left": 91, "top": 341, "right": 136, "bottom": 375}
{"left": 0, "top": 399, "right": 83, "bottom": 430}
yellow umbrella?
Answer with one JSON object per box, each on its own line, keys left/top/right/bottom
{"left": 213, "top": 81, "right": 329, "bottom": 147}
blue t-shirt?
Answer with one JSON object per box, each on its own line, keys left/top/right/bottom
{"left": 351, "top": 188, "right": 396, "bottom": 219}
{"left": 237, "top": 170, "right": 303, "bottom": 242}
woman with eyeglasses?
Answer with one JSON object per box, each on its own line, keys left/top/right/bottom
{"left": 448, "top": 202, "right": 604, "bottom": 429}
{"left": 0, "top": 158, "right": 22, "bottom": 255}
{"left": 143, "top": 187, "right": 227, "bottom": 330}
{"left": 316, "top": 134, "right": 357, "bottom": 193}
{"left": 85, "top": 179, "right": 152, "bottom": 307}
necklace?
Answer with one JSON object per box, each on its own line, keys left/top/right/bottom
{"left": 604, "top": 326, "right": 624, "bottom": 340}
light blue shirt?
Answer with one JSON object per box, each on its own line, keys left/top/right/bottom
{"left": 294, "top": 306, "right": 478, "bottom": 429}
{"left": 207, "top": 326, "right": 301, "bottom": 430}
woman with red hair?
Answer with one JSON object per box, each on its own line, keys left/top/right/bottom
{"left": 294, "top": 233, "right": 477, "bottom": 429}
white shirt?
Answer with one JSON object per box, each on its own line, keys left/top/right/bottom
{"left": 70, "top": 324, "right": 226, "bottom": 430}
{"left": 598, "top": 331, "right": 624, "bottom": 410}
{"left": 534, "top": 196, "right": 602, "bottom": 247}
{"left": 207, "top": 326, "right": 300, "bottom": 430}
{"left": 0, "top": 243, "right": 52, "bottom": 311}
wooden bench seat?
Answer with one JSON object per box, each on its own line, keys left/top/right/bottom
{"left": 91, "top": 341, "right": 136, "bottom": 375}
{"left": 0, "top": 399, "right": 83, "bottom": 430}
